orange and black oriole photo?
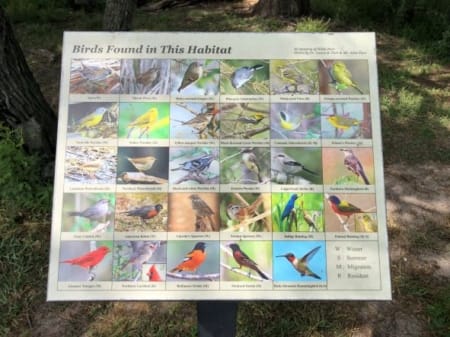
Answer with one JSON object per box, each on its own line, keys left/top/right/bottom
{"left": 170, "top": 242, "right": 207, "bottom": 273}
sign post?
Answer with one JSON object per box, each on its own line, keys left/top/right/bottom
{"left": 47, "top": 32, "right": 390, "bottom": 302}
{"left": 197, "top": 301, "right": 238, "bottom": 337}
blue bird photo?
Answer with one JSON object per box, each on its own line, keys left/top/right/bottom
{"left": 281, "top": 193, "right": 298, "bottom": 221}
{"left": 171, "top": 154, "right": 213, "bottom": 175}
{"left": 231, "top": 64, "right": 264, "bottom": 89}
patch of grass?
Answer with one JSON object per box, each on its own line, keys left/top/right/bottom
{"left": 426, "top": 285, "right": 450, "bottom": 337}
{"left": 405, "top": 218, "right": 450, "bottom": 254}
{"left": 295, "top": 17, "right": 330, "bottom": 32}
{"left": 377, "top": 37, "right": 449, "bottom": 164}
{"left": 237, "top": 301, "right": 355, "bottom": 337}
{"left": 12, "top": 10, "right": 104, "bottom": 52}
{"left": 2, "top": 0, "right": 69, "bottom": 23}
{"left": 82, "top": 302, "right": 197, "bottom": 337}
{"left": 394, "top": 267, "right": 450, "bottom": 337}
{"left": 0, "top": 212, "right": 51, "bottom": 333}
{"left": 0, "top": 125, "right": 53, "bottom": 334}
{"left": 0, "top": 125, "right": 52, "bottom": 216}
{"left": 134, "top": 6, "right": 289, "bottom": 32}
{"left": 391, "top": 87, "right": 424, "bottom": 118}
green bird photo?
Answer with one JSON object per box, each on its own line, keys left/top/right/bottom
{"left": 322, "top": 60, "right": 369, "bottom": 95}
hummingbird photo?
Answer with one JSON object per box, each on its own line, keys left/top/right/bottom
{"left": 274, "top": 241, "right": 326, "bottom": 281}
{"left": 277, "top": 246, "right": 322, "bottom": 280}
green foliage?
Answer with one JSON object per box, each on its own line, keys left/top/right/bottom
{"left": 295, "top": 17, "right": 330, "bottom": 32}
{"left": 1, "top": 0, "right": 69, "bottom": 22}
{"left": 334, "top": 174, "right": 362, "bottom": 185}
{"left": 435, "top": 28, "right": 450, "bottom": 58}
{"left": 0, "top": 125, "right": 52, "bottom": 217}
{"left": 0, "top": 215, "right": 49, "bottom": 334}
{"left": 312, "top": 0, "right": 450, "bottom": 58}
{"left": 0, "top": 125, "right": 51, "bottom": 334}
{"left": 133, "top": 7, "right": 286, "bottom": 32}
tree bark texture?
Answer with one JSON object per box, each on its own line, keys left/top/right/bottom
{"left": 0, "top": 6, "right": 57, "bottom": 157}
{"left": 103, "top": 0, "right": 137, "bottom": 31}
{"left": 253, "top": 0, "right": 310, "bottom": 17}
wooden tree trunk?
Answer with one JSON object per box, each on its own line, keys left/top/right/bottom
{"left": 0, "top": 6, "right": 57, "bottom": 157}
{"left": 253, "top": 0, "right": 310, "bottom": 17}
{"left": 103, "top": 0, "right": 137, "bottom": 31}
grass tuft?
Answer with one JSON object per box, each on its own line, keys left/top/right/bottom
{"left": 296, "top": 17, "right": 330, "bottom": 32}
{"left": 0, "top": 125, "right": 52, "bottom": 216}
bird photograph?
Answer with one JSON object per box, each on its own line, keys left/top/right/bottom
{"left": 270, "top": 102, "right": 321, "bottom": 140}
{"left": 170, "top": 102, "right": 220, "bottom": 140}
{"left": 118, "top": 102, "right": 170, "bottom": 139}
{"left": 231, "top": 65, "right": 264, "bottom": 89}
{"left": 117, "top": 147, "right": 169, "bottom": 185}
{"left": 169, "top": 147, "right": 219, "bottom": 185}
{"left": 270, "top": 59, "right": 319, "bottom": 95}
{"left": 321, "top": 147, "right": 374, "bottom": 185}
{"left": 122, "top": 204, "right": 164, "bottom": 224}
{"left": 63, "top": 193, "right": 115, "bottom": 232}
{"left": 59, "top": 241, "right": 113, "bottom": 282}
{"left": 64, "top": 146, "right": 117, "bottom": 184}
{"left": 67, "top": 102, "right": 118, "bottom": 139}
{"left": 220, "top": 147, "right": 270, "bottom": 185}
{"left": 219, "top": 103, "right": 270, "bottom": 140}
{"left": 272, "top": 193, "right": 324, "bottom": 232}
{"left": 299, "top": 199, "right": 323, "bottom": 232}
{"left": 241, "top": 148, "right": 263, "bottom": 183}
{"left": 221, "top": 241, "right": 272, "bottom": 281}
{"left": 220, "top": 60, "right": 270, "bottom": 95}
{"left": 145, "top": 263, "right": 165, "bottom": 281}
{"left": 274, "top": 241, "right": 326, "bottom": 282}
{"left": 120, "top": 59, "right": 169, "bottom": 95}
{"left": 114, "top": 192, "right": 168, "bottom": 232}
{"left": 355, "top": 213, "right": 378, "bottom": 233}
{"left": 325, "top": 193, "right": 377, "bottom": 232}
{"left": 69, "top": 59, "right": 120, "bottom": 94}
{"left": 178, "top": 61, "right": 203, "bottom": 92}
{"left": 341, "top": 148, "right": 371, "bottom": 185}
{"left": 319, "top": 59, "right": 369, "bottom": 95}
{"left": 271, "top": 147, "right": 322, "bottom": 185}
{"left": 167, "top": 241, "right": 220, "bottom": 281}
{"left": 113, "top": 240, "right": 166, "bottom": 281}
{"left": 321, "top": 103, "right": 372, "bottom": 139}
{"left": 221, "top": 193, "right": 271, "bottom": 232}
{"left": 168, "top": 193, "right": 219, "bottom": 232}
{"left": 127, "top": 156, "right": 157, "bottom": 173}
{"left": 188, "top": 194, "right": 218, "bottom": 231}
{"left": 171, "top": 59, "right": 220, "bottom": 95}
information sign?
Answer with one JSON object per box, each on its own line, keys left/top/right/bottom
{"left": 47, "top": 32, "right": 391, "bottom": 300}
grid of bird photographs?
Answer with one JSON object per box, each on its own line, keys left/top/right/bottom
{"left": 58, "top": 56, "right": 377, "bottom": 287}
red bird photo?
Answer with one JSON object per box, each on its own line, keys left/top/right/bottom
{"left": 59, "top": 242, "right": 112, "bottom": 281}
{"left": 61, "top": 246, "right": 110, "bottom": 270}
